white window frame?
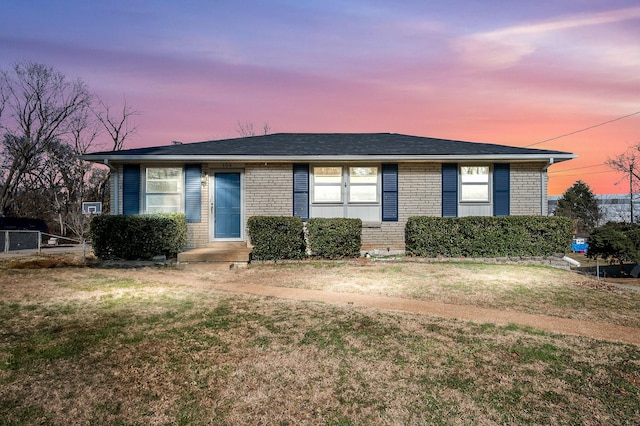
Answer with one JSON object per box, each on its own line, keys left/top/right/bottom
{"left": 144, "top": 166, "right": 183, "bottom": 213}
{"left": 348, "top": 166, "right": 379, "bottom": 203}
{"left": 311, "top": 165, "right": 380, "bottom": 205}
{"left": 460, "top": 165, "right": 491, "bottom": 203}
{"left": 312, "top": 166, "right": 343, "bottom": 203}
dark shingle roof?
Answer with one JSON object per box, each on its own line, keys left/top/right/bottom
{"left": 82, "top": 133, "right": 575, "bottom": 161}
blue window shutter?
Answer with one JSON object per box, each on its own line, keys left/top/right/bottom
{"left": 442, "top": 163, "right": 458, "bottom": 217}
{"left": 122, "top": 164, "right": 140, "bottom": 215}
{"left": 184, "top": 165, "right": 202, "bottom": 223}
{"left": 493, "top": 163, "right": 510, "bottom": 216}
{"left": 382, "top": 164, "right": 398, "bottom": 222}
{"left": 293, "top": 164, "right": 309, "bottom": 221}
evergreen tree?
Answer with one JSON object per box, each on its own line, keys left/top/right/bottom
{"left": 554, "top": 180, "right": 600, "bottom": 236}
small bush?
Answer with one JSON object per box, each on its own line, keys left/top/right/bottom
{"left": 405, "top": 216, "right": 573, "bottom": 258}
{"left": 307, "top": 218, "right": 362, "bottom": 259}
{"left": 247, "top": 216, "right": 306, "bottom": 260}
{"left": 90, "top": 214, "right": 188, "bottom": 260}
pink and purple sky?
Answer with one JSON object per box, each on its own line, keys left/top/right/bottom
{"left": 1, "top": 1, "right": 639, "bottom": 195}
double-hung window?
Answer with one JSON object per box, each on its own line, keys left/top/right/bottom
{"left": 313, "top": 167, "right": 343, "bottom": 203}
{"left": 349, "top": 167, "right": 378, "bottom": 202}
{"left": 460, "top": 166, "right": 490, "bottom": 202}
{"left": 311, "top": 165, "right": 380, "bottom": 221}
{"left": 145, "top": 167, "right": 182, "bottom": 213}
{"left": 312, "top": 166, "right": 379, "bottom": 204}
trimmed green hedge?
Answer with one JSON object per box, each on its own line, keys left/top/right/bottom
{"left": 405, "top": 216, "right": 573, "bottom": 257}
{"left": 247, "top": 216, "right": 363, "bottom": 260}
{"left": 90, "top": 214, "right": 188, "bottom": 260}
{"left": 247, "top": 216, "right": 306, "bottom": 260}
{"left": 307, "top": 218, "right": 362, "bottom": 259}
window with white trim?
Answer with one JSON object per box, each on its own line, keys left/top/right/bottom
{"left": 313, "top": 166, "right": 343, "bottom": 202}
{"left": 349, "top": 167, "right": 378, "bottom": 202}
{"left": 309, "top": 165, "right": 382, "bottom": 221}
{"left": 460, "top": 166, "right": 490, "bottom": 202}
{"left": 312, "top": 166, "right": 380, "bottom": 204}
{"left": 145, "top": 167, "right": 182, "bottom": 213}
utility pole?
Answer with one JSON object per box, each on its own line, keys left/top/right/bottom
{"left": 631, "top": 164, "right": 634, "bottom": 223}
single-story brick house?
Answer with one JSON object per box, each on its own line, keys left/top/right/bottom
{"left": 82, "top": 133, "right": 575, "bottom": 253}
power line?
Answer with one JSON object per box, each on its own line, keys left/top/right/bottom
{"left": 524, "top": 110, "right": 640, "bottom": 148}
{"left": 548, "top": 163, "right": 606, "bottom": 174}
{"left": 550, "top": 170, "right": 613, "bottom": 177}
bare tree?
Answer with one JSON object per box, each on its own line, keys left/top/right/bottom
{"left": 50, "top": 141, "right": 86, "bottom": 236}
{"left": 0, "top": 62, "right": 137, "bottom": 233}
{"left": 93, "top": 97, "right": 138, "bottom": 151}
{"left": 236, "top": 120, "right": 271, "bottom": 137}
{"left": 607, "top": 143, "right": 640, "bottom": 223}
{"left": 69, "top": 103, "right": 101, "bottom": 155}
{"left": 0, "top": 62, "right": 92, "bottom": 216}
{"left": 0, "top": 78, "right": 6, "bottom": 122}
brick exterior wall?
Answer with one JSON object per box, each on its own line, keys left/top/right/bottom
{"left": 244, "top": 163, "right": 293, "bottom": 218}
{"left": 510, "top": 162, "right": 545, "bottom": 216}
{"left": 362, "top": 163, "right": 441, "bottom": 252}
{"left": 186, "top": 174, "right": 209, "bottom": 249}
{"left": 113, "top": 161, "right": 550, "bottom": 251}
{"left": 183, "top": 163, "right": 293, "bottom": 249}
{"left": 242, "top": 163, "right": 293, "bottom": 247}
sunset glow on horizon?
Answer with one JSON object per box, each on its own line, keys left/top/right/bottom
{"left": 2, "top": 1, "right": 638, "bottom": 195}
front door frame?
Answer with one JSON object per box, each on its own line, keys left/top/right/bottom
{"left": 210, "top": 169, "right": 245, "bottom": 242}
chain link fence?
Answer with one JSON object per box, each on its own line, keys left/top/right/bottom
{"left": 1, "top": 230, "right": 41, "bottom": 253}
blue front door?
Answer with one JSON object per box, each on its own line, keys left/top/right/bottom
{"left": 214, "top": 172, "right": 241, "bottom": 239}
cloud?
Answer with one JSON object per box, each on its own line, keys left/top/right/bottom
{"left": 452, "top": 6, "right": 640, "bottom": 69}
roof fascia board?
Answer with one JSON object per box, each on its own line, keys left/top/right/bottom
{"left": 81, "top": 154, "right": 577, "bottom": 163}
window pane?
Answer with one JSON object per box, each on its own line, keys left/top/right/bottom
{"left": 350, "top": 185, "right": 377, "bottom": 202}
{"left": 147, "top": 167, "right": 180, "bottom": 180}
{"left": 314, "top": 185, "right": 342, "bottom": 202}
{"left": 461, "top": 166, "right": 489, "bottom": 183}
{"left": 350, "top": 167, "right": 377, "bottom": 183}
{"left": 145, "top": 168, "right": 182, "bottom": 214}
{"left": 147, "top": 194, "right": 181, "bottom": 212}
{"left": 147, "top": 181, "right": 179, "bottom": 192}
{"left": 147, "top": 206, "right": 182, "bottom": 213}
{"left": 314, "top": 167, "right": 342, "bottom": 183}
{"left": 146, "top": 167, "right": 182, "bottom": 192}
{"left": 461, "top": 185, "right": 489, "bottom": 201}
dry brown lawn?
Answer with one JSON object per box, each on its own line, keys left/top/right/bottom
{"left": 230, "top": 260, "right": 640, "bottom": 327}
{"left": 1, "top": 254, "right": 639, "bottom": 424}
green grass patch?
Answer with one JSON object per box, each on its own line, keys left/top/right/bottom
{"left": 64, "top": 273, "right": 140, "bottom": 291}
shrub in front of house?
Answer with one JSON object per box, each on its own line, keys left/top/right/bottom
{"left": 90, "top": 214, "right": 188, "bottom": 260}
{"left": 405, "top": 216, "right": 573, "bottom": 258}
{"left": 247, "top": 216, "right": 306, "bottom": 260}
{"left": 307, "top": 218, "right": 362, "bottom": 259}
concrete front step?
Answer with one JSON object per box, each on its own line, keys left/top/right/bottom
{"left": 204, "top": 241, "right": 248, "bottom": 249}
{"left": 177, "top": 246, "right": 251, "bottom": 265}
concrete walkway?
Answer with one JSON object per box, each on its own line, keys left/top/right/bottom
{"left": 609, "top": 282, "right": 640, "bottom": 292}
{"left": 213, "top": 282, "right": 640, "bottom": 346}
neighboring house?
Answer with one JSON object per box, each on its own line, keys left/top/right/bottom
{"left": 81, "top": 133, "right": 575, "bottom": 253}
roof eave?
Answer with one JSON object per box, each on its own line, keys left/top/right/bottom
{"left": 81, "top": 154, "right": 577, "bottom": 163}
